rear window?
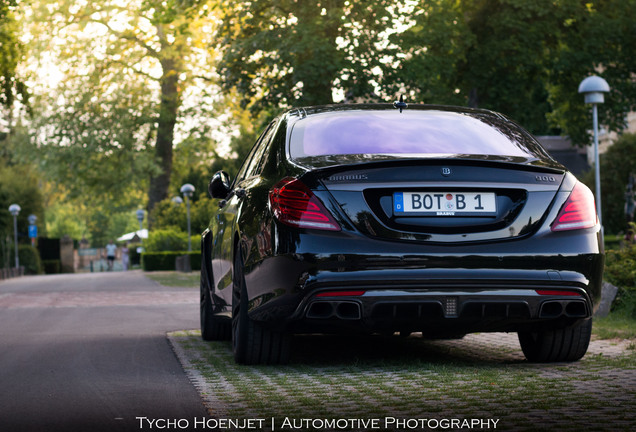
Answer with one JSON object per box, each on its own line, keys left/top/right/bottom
{"left": 289, "top": 110, "right": 539, "bottom": 159}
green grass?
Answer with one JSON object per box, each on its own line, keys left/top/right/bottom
{"left": 594, "top": 311, "right": 636, "bottom": 340}
{"left": 144, "top": 271, "right": 199, "bottom": 287}
{"left": 170, "top": 330, "right": 636, "bottom": 431}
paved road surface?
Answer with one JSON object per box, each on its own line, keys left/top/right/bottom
{"left": 0, "top": 271, "right": 206, "bottom": 432}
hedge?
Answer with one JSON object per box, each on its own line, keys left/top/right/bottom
{"left": 141, "top": 251, "right": 201, "bottom": 271}
{"left": 41, "top": 260, "right": 61, "bottom": 274}
{"left": 19, "top": 245, "right": 43, "bottom": 275}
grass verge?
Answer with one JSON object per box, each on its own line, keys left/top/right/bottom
{"left": 145, "top": 271, "right": 199, "bottom": 288}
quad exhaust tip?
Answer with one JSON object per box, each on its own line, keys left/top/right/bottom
{"left": 306, "top": 301, "right": 362, "bottom": 320}
{"left": 539, "top": 300, "right": 588, "bottom": 319}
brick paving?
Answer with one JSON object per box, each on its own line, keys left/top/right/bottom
{"left": 169, "top": 331, "right": 636, "bottom": 431}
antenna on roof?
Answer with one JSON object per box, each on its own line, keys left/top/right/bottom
{"left": 393, "top": 95, "right": 408, "bottom": 113}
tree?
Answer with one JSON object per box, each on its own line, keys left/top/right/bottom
{"left": 386, "top": 0, "right": 578, "bottom": 135}
{"left": 0, "top": 0, "right": 28, "bottom": 115}
{"left": 387, "top": 0, "right": 636, "bottom": 141}
{"left": 25, "top": 0, "right": 218, "bottom": 211}
{"left": 547, "top": 0, "right": 636, "bottom": 145}
{"left": 216, "top": 0, "right": 396, "bottom": 114}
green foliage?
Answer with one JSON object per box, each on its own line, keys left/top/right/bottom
{"left": 45, "top": 202, "right": 87, "bottom": 241}
{"left": 33, "top": 82, "right": 159, "bottom": 208}
{"left": 604, "top": 244, "right": 636, "bottom": 316}
{"left": 548, "top": 0, "right": 636, "bottom": 145}
{"left": 388, "top": 0, "right": 572, "bottom": 134}
{"left": 387, "top": 0, "right": 636, "bottom": 139}
{"left": 216, "top": 0, "right": 394, "bottom": 114}
{"left": 18, "top": 244, "right": 42, "bottom": 275}
{"left": 149, "top": 196, "right": 216, "bottom": 234}
{"left": 581, "top": 134, "right": 636, "bottom": 234}
{"left": 141, "top": 251, "right": 201, "bottom": 271}
{"left": 0, "top": 164, "right": 44, "bottom": 239}
{"left": 144, "top": 228, "right": 190, "bottom": 252}
{"left": 25, "top": 0, "right": 219, "bottom": 211}
{"left": 0, "top": 0, "right": 28, "bottom": 111}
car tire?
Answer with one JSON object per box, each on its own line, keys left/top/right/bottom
{"left": 518, "top": 318, "right": 592, "bottom": 363}
{"left": 232, "top": 251, "right": 291, "bottom": 365}
{"left": 200, "top": 260, "right": 231, "bottom": 341}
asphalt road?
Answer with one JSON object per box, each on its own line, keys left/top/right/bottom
{"left": 0, "top": 271, "right": 208, "bottom": 432}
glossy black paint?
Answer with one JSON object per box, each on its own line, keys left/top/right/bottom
{"left": 201, "top": 104, "right": 603, "bottom": 340}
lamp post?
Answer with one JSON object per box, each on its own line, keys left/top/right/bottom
{"left": 578, "top": 75, "right": 610, "bottom": 232}
{"left": 136, "top": 209, "right": 145, "bottom": 232}
{"left": 180, "top": 183, "right": 195, "bottom": 252}
{"left": 9, "top": 204, "right": 21, "bottom": 269}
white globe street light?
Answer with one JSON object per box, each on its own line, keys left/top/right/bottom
{"left": 9, "top": 204, "right": 21, "bottom": 269}
{"left": 136, "top": 209, "right": 145, "bottom": 232}
{"left": 578, "top": 75, "right": 610, "bottom": 233}
{"left": 180, "top": 183, "right": 195, "bottom": 252}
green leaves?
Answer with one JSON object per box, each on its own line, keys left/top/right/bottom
{"left": 216, "top": 0, "right": 394, "bottom": 114}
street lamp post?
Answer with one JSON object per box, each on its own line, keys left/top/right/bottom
{"left": 578, "top": 75, "right": 610, "bottom": 233}
{"left": 9, "top": 204, "right": 21, "bottom": 269}
{"left": 136, "top": 209, "right": 145, "bottom": 232}
{"left": 180, "top": 183, "right": 195, "bottom": 252}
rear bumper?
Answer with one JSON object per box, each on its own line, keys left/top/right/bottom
{"left": 242, "top": 227, "right": 603, "bottom": 335}
{"left": 291, "top": 285, "right": 592, "bottom": 335}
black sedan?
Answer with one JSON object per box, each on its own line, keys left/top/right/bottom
{"left": 200, "top": 103, "right": 603, "bottom": 365}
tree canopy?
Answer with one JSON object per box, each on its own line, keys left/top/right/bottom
{"left": 25, "top": 0, "right": 218, "bottom": 211}
{"left": 3, "top": 0, "right": 636, "bottom": 244}
{"left": 216, "top": 0, "right": 395, "bottom": 114}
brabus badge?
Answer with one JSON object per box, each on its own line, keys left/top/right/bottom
{"left": 441, "top": 167, "right": 452, "bottom": 176}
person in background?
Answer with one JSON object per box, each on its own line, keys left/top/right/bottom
{"left": 105, "top": 239, "right": 117, "bottom": 271}
{"left": 121, "top": 242, "right": 130, "bottom": 271}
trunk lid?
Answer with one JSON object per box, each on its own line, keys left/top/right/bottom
{"left": 305, "top": 159, "right": 565, "bottom": 243}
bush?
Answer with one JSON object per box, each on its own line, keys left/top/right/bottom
{"left": 141, "top": 251, "right": 201, "bottom": 271}
{"left": 604, "top": 244, "right": 636, "bottom": 316}
{"left": 41, "top": 260, "right": 61, "bottom": 274}
{"left": 18, "top": 245, "right": 42, "bottom": 275}
{"left": 144, "top": 228, "right": 190, "bottom": 252}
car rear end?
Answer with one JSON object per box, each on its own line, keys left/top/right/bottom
{"left": 262, "top": 105, "right": 602, "bottom": 361}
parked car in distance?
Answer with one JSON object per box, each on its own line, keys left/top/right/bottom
{"left": 200, "top": 103, "right": 603, "bottom": 365}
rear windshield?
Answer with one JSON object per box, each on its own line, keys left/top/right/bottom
{"left": 289, "top": 110, "right": 542, "bottom": 159}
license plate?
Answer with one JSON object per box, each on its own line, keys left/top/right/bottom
{"left": 393, "top": 192, "right": 497, "bottom": 216}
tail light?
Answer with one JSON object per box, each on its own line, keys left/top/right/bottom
{"left": 551, "top": 182, "right": 597, "bottom": 232}
{"left": 269, "top": 177, "right": 340, "bottom": 231}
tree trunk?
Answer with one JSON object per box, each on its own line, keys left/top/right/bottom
{"left": 147, "top": 58, "right": 180, "bottom": 212}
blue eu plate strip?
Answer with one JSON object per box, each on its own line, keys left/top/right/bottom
{"left": 394, "top": 192, "right": 404, "bottom": 213}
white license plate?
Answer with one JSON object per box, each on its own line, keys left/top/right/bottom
{"left": 393, "top": 192, "right": 497, "bottom": 216}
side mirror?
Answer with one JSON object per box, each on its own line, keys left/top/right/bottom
{"left": 209, "top": 171, "right": 231, "bottom": 199}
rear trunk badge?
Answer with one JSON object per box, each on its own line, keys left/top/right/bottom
{"left": 441, "top": 167, "right": 452, "bottom": 176}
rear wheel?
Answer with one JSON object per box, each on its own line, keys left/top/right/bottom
{"left": 518, "top": 318, "right": 592, "bottom": 363}
{"left": 200, "top": 259, "right": 230, "bottom": 341}
{"left": 232, "top": 251, "right": 290, "bottom": 365}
